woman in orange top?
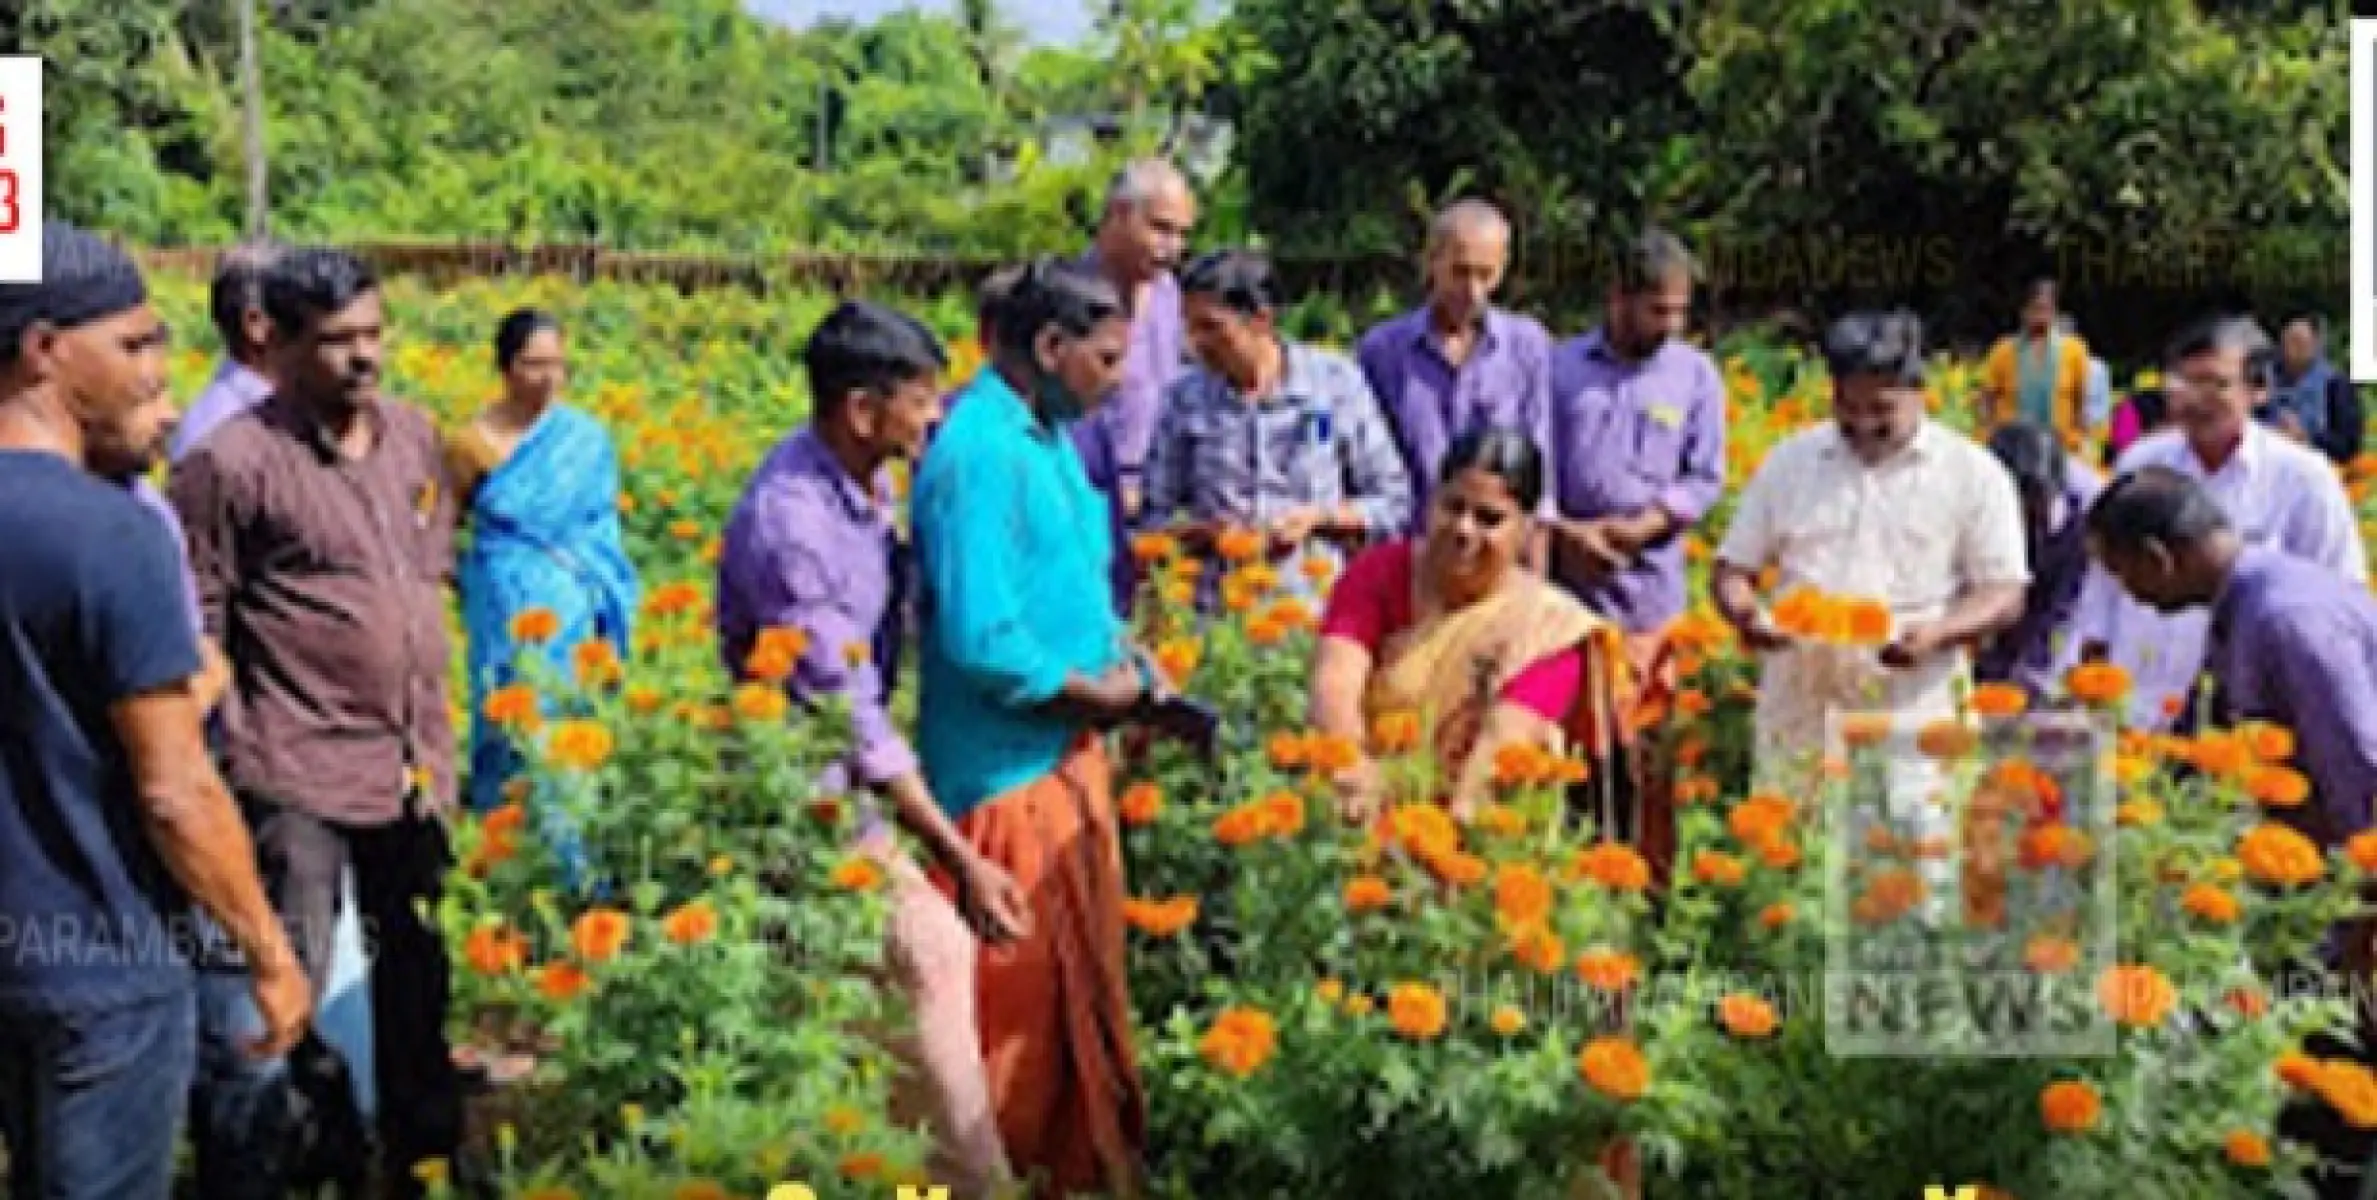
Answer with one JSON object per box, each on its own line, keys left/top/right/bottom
{"left": 1980, "top": 279, "right": 2091, "bottom": 446}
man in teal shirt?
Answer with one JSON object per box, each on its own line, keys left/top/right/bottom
{"left": 911, "top": 256, "right": 1175, "bottom": 1196}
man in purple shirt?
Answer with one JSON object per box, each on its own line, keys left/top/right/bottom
{"left": 1544, "top": 227, "right": 1725, "bottom": 865}
{"left": 1078, "top": 159, "right": 1195, "bottom": 610}
{"left": 1355, "top": 199, "right": 1555, "bottom": 540}
{"left": 2085, "top": 463, "right": 2377, "bottom": 1199}
{"left": 715, "top": 300, "right": 1020, "bottom": 1194}
{"left": 168, "top": 243, "right": 278, "bottom": 464}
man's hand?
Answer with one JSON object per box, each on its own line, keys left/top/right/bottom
{"left": 194, "top": 642, "right": 230, "bottom": 715}
{"left": 1880, "top": 621, "right": 1948, "bottom": 670}
{"left": 953, "top": 851, "right": 1031, "bottom": 944}
{"left": 1553, "top": 518, "right": 1629, "bottom": 580}
{"left": 1267, "top": 507, "right": 1324, "bottom": 555}
{"left": 247, "top": 960, "right": 313, "bottom": 1059}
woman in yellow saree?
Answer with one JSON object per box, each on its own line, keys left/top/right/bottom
{"left": 1308, "top": 428, "right": 1633, "bottom": 829}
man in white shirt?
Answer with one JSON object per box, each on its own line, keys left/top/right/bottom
{"left": 2071, "top": 315, "right": 2367, "bottom": 728}
{"left": 1712, "top": 310, "right": 2031, "bottom": 784}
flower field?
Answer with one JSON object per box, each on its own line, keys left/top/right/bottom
{"left": 148, "top": 272, "right": 2377, "bottom": 1198}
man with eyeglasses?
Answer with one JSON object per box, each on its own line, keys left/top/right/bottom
{"left": 2069, "top": 315, "right": 2365, "bottom": 729}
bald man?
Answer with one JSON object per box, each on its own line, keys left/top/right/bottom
{"left": 1355, "top": 199, "right": 1556, "bottom": 536}
{"left": 1078, "top": 159, "right": 1197, "bottom": 612}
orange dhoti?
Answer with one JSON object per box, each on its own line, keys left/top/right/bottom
{"left": 936, "top": 736, "right": 1145, "bottom": 1198}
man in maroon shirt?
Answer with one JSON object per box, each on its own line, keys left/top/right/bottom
{"left": 170, "top": 248, "right": 465, "bottom": 1197}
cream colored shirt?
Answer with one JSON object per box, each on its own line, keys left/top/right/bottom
{"left": 1718, "top": 420, "right": 2031, "bottom": 777}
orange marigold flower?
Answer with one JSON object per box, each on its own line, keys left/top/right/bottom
{"left": 2181, "top": 883, "right": 2241, "bottom": 925}
{"left": 2096, "top": 964, "right": 2178, "bottom": 1028}
{"left": 2313, "top": 1060, "right": 2377, "bottom": 1128}
{"left": 1718, "top": 993, "right": 1778, "bottom": 1039}
{"left": 1577, "top": 1036, "right": 1651, "bottom": 1101}
{"left": 1969, "top": 682, "right": 2028, "bottom": 719}
{"left": 1212, "top": 805, "right": 1269, "bottom": 847}
{"left": 1474, "top": 803, "right": 1528, "bottom": 838}
{"left": 646, "top": 581, "right": 705, "bottom": 618}
{"left": 2065, "top": 661, "right": 2133, "bottom": 706}
{"left": 1344, "top": 874, "right": 1392, "bottom": 913}
{"left": 2018, "top": 824, "right": 2094, "bottom": 872}
{"left": 483, "top": 684, "right": 542, "bottom": 730}
{"left": 2247, "top": 765, "right": 2311, "bottom": 809}
{"left": 1370, "top": 709, "right": 1423, "bottom": 755}
{"left": 1838, "top": 597, "right": 1893, "bottom": 646}
{"left": 1155, "top": 638, "right": 1202, "bottom": 686}
{"left": 572, "top": 638, "right": 622, "bottom": 686}
{"left": 1852, "top": 866, "right": 1927, "bottom": 926}
{"left": 1693, "top": 850, "right": 1747, "bottom": 887}
{"left": 1118, "top": 782, "right": 1163, "bottom": 827}
{"left": 1757, "top": 902, "right": 1795, "bottom": 929}
{"left": 2223, "top": 1130, "right": 2271, "bottom": 1168}
{"left": 823, "top": 1104, "right": 865, "bottom": 1136}
{"left": 1122, "top": 895, "right": 1199, "bottom": 937}
{"left": 533, "top": 960, "right": 590, "bottom": 1003}
{"left": 829, "top": 856, "right": 884, "bottom": 892}
{"left": 1728, "top": 792, "right": 1795, "bottom": 847}
{"left": 464, "top": 924, "right": 527, "bottom": 976}
{"left": 660, "top": 899, "right": 718, "bottom": 946}
{"left": 1570, "top": 841, "right": 1651, "bottom": 892}
{"left": 483, "top": 802, "right": 527, "bottom": 839}
{"left": 1756, "top": 838, "right": 1802, "bottom": 871}
{"left": 2040, "top": 1079, "right": 2102, "bottom": 1133}
{"left": 1266, "top": 731, "right": 1309, "bottom": 769}
{"left": 2347, "top": 830, "right": 2377, "bottom": 874}
{"left": 742, "top": 625, "right": 808, "bottom": 683}
{"left": 1915, "top": 718, "right": 1979, "bottom": 760}
{"left": 1574, "top": 947, "right": 1641, "bottom": 993}
{"left": 1197, "top": 1006, "right": 1278, "bottom": 1077}
{"left": 1131, "top": 532, "right": 1181, "bottom": 564}
{"left": 545, "top": 720, "right": 615, "bottom": 771}
{"left": 1215, "top": 527, "right": 1265, "bottom": 563}
{"left": 508, "top": 607, "right": 561, "bottom": 644}
{"left": 1389, "top": 804, "right": 1460, "bottom": 859}
{"left": 1305, "top": 732, "right": 1362, "bottom": 774}
{"left": 730, "top": 682, "right": 788, "bottom": 724}
{"left": 624, "top": 684, "right": 664, "bottom": 714}
{"left": 1247, "top": 616, "right": 1289, "bottom": 646}
{"left": 1675, "top": 688, "right": 1712, "bottom": 718}
{"left": 1506, "top": 922, "right": 1565, "bottom": 974}
{"left": 1489, "top": 1005, "right": 1527, "bottom": 1036}
{"left": 2226, "top": 986, "right": 2270, "bottom": 1020}
{"left": 1259, "top": 790, "right": 1306, "bottom": 837}
{"left": 1492, "top": 742, "right": 1553, "bottom": 789}
{"left": 1839, "top": 712, "right": 1895, "bottom": 748}
{"left": 2278, "top": 1051, "right": 2324, "bottom": 1090}
{"left": 1429, "top": 850, "right": 1489, "bottom": 888}
{"left": 571, "top": 908, "right": 631, "bottom": 963}
{"left": 837, "top": 1153, "right": 885, "bottom": 1180}
{"left": 2240, "top": 721, "right": 2297, "bottom": 763}
{"left": 1492, "top": 863, "right": 1555, "bottom": 927}
{"left": 2192, "top": 731, "right": 2253, "bottom": 780}
{"left": 2239, "top": 822, "right": 2325, "bottom": 887}
{"left": 1386, "top": 982, "right": 1449, "bottom": 1040}
{"left": 2116, "top": 799, "right": 2163, "bottom": 828}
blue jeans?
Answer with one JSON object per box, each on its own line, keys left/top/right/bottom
{"left": 0, "top": 984, "right": 197, "bottom": 1199}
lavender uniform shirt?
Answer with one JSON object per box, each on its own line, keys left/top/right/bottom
{"left": 1546, "top": 330, "right": 1728, "bottom": 633}
{"left": 1354, "top": 305, "right": 1555, "bottom": 527}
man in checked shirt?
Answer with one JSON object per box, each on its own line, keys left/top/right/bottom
{"left": 1137, "top": 248, "right": 1414, "bottom": 605}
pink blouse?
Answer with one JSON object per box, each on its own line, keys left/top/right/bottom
{"left": 1318, "top": 541, "right": 1583, "bottom": 722}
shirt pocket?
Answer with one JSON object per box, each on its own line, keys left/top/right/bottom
{"left": 1624, "top": 398, "right": 1687, "bottom": 484}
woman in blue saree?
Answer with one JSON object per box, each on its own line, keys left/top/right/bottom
{"left": 449, "top": 309, "right": 639, "bottom": 883}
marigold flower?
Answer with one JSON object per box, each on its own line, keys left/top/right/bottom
{"left": 1122, "top": 895, "right": 1199, "bottom": 937}
{"left": 1852, "top": 867, "right": 1927, "bottom": 926}
{"left": 2347, "top": 830, "right": 2377, "bottom": 874}
{"left": 545, "top": 720, "right": 615, "bottom": 771}
{"left": 1492, "top": 863, "right": 1554, "bottom": 927}
{"left": 2096, "top": 964, "right": 2177, "bottom": 1028}
{"left": 1247, "top": 616, "right": 1289, "bottom": 646}
{"left": 483, "top": 684, "right": 542, "bottom": 730}
{"left": 1839, "top": 712, "right": 1894, "bottom": 748}
{"left": 1492, "top": 741, "right": 1554, "bottom": 789}
{"left": 509, "top": 606, "right": 560, "bottom": 644}
{"left": 2226, "top": 986, "right": 2270, "bottom": 1019}
{"left": 1757, "top": 902, "right": 1795, "bottom": 929}
{"left": 2238, "top": 822, "right": 2325, "bottom": 887}
{"left": 464, "top": 923, "right": 526, "bottom": 976}
{"left": 2181, "top": 883, "right": 2241, "bottom": 925}
{"left": 571, "top": 908, "right": 631, "bottom": 963}
{"left": 1693, "top": 850, "right": 1747, "bottom": 887}
{"left": 2223, "top": 1130, "right": 2271, "bottom": 1168}
{"left": 1118, "top": 782, "right": 1163, "bottom": 827}
{"left": 1429, "top": 849, "right": 1489, "bottom": 888}
{"left": 837, "top": 1153, "right": 885, "bottom": 1180}
{"left": 1259, "top": 790, "right": 1306, "bottom": 837}
{"left": 571, "top": 638, "right": 622, "bottom": 686}
{"left": 1577, "top": 1036, "right": 1651, "bottom": 1101}
{"left": 2313, "top": 1059, "right": 2377, "bottom": 1128}
{"left": 2018, "top": 824, "right": 2093, "bottom": 872}
{"left": 1198, "top": 1006, "right": 1278, "bottom": 1077}
{"left": 1216, "top": 527, "right": 1265, "bottom": 563}
{"left": 2115, "top": 799, "right": 2163, "bottom": 828}
{"left": 1370, "top": 709, "right": 1423, "bottom": 754}
{"left": 1489, "top": 1005, "right": 1527, "bottom": 1036}
{"left": 730, "top": 682, "right": 788, "bottom": 724}
{"left": 484, "top": 802, "right": 527, "bottom": 838}
{"left": 2040, "top": 1079, "right": 2101, "bottom": 1133}
{"left": 2247, "top": 765, "right": 2310, "bottom": 809}
{"left": 1506, "top": 922, "right": 1565, "bottom": 974}
{"left": 2064, "top": 661, "right": 2133, "bottom": 706}
{"left": 1266, "top": 731, "right": 1309, "bottom": 769}
{"left": 1155, "top": 638, "right": 1201, "bottom": 686}
{"left": 742, "top": 625, "right": 808, "bottom": 682}
{"left": 1570, "top": 841, "right": 1651, "bottom": 892}
{"left": 1386, "top": 982, "right": 1449, "bottom": 1040}
{"left": 646, "top": 581, "right": 705, "bottom": 618}
{"left": 1303, "top": 733, "right": 1362, "bottom": 775}
{"left": 1718, "top": 993, "right": 1778, "bottom": 1039}
{"left": 1728, "top": 792, "right": 1795, "bottom": 847}
{"left": 1968, "top": 682, "right": 2028, "bottom": 719}
{"left": 1574, "top": 947, "right": 1641, "bottom": 993}
{"left": 1131, "top": 532, "right": 1181, "bottom": 564}
{"left": 829, "top": 856, "right": 884, "bottom": 892}
{"left": 1474, "top": 803, "right": 1528, "bottom": 838}
{"left": 2278, "top": 1051, "right": 2325, "bottom": 1090}
{"left": 1343, "top": 874, "right": 1392, "bottom": 913}
{"left": 661, "top": 899, "right": 718, "bottom": 946}
{"left": 1212, "top": 805, "right": 1268, "bottom": 847}
{"left": 1915, "top": 718, "right": 1978, "bottom": 760}
{"left": 2190, "top": 731, "right": 2253, "bottom": 779}
{"left": 2240, "top": 720, "right": 2296, "bottom": 763}
{"left": 1756, "top": 838, "right": 1802, "bottom": 871}
{"left": 534, "top": 960, "right": 590, "bottom": 1002}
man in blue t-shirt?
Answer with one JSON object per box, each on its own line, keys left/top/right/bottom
{"left": 0, "top": 221, "right": 308, "bottom": 1198}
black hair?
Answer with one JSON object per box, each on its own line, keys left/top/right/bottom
{"left": 2280, "top": 311, "right": 2326, "bottom": 338}
{"left": 802, "top": 299, "right": 946, "bottom": 411}
{"left": 209, "top": 242, "right": 278, "bottom": 350}
{"left": 2085, "top": 465, "right": 2233, "bottom": 556}
{"left": 260, "top": 248, "right": 380, "bottom": 337}
{"left": 990, "top": 256, "right": 1126, "bottom": 362}
{"left": 976, "top": 264, "right": 1024, "bottom": 327}
{"left": 2246, "top": 343, "right": 2279, "bottom": 391}
{"left": 1986, "top": 421, "right": 2065, "bottom": 506}
{"left": 1178, "top": 249, "right": 1281, "bottom": 317}
{"left": 493, "top": 307, "right": 561, "bottom": 371}
{"left": 1439, "top": 427, "right": 1545, "bottom": 512}
{"left": 1821, "top": 310, "right": 1926, "bottom": 385}
{"left": 2163, "top": 314, "right": 2271, "bottom": 371}
{"left": 2025, "top": 278, "right": 2058, "bottom": 303}
{"left": 1613, "top": 226, "right": 1699, "bottom": 294}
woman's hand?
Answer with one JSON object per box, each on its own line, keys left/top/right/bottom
{"left": 1333, "top": 755, "right": 1385, "bottom": 825}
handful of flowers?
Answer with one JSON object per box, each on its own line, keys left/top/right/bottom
{"left": 1764, "top": 585, "right": 1895, "bottom": 646}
